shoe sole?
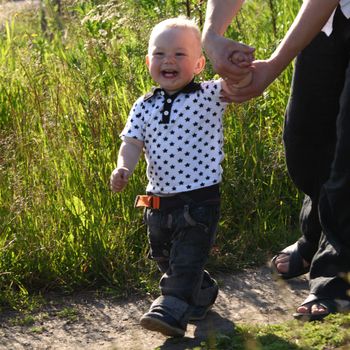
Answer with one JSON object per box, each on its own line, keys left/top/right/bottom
{"left": 293, "top": 311, "right": 329, "bottom": 322}
{"left": 140, "top": 315, "right": 185, "bottom": 337}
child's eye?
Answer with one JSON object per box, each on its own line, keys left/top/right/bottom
{"left": 176, "top": 52, "right": 186, "bottom": 57}
{"left": 154, "top": 52, "right": 164, "bottom": 56}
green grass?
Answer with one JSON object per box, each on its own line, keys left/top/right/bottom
{"left": 1, "top": 0, "right": 300, "bottom": 305}
{"left": 189, "top": 314, "right": 350, "bottom": 350}
{"left": 1, "top": 2, "right": 348, "bottom": 349}
{"left": 0, "top": 6, "right": 350, "bottom": 350}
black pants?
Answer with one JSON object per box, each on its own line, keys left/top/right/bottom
{"left": 284, "top": 6, "right": 350, "bottom": 300}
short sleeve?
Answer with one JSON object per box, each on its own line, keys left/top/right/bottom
{"left": 120, "top": 96, "right": 145, "bottom": 142}
{"left": 200, "top": 80, "right": 227, "bottom": 108}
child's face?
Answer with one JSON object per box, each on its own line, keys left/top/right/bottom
{"left": 146, "top": 27, "right": 205, "bottom": 95}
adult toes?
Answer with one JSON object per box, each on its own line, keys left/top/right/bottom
{"left": 311, "top": 303, "right": 327, "bottom": 315}
{"left": 296, "top": 304, "right": 310, "bottom": 314}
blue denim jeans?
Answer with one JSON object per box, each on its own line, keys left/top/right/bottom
{"left": 143, "top": 202, "right": 220, "bottom": 325}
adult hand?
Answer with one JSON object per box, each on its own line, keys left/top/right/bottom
{"left": 203, "top": 30, "right": 255, "bottom": 84}
{"left": 110, "top": 167, "right": 130, "bottom": 192}
{"left": 221, "top": 59, "right": 279, "bottom": 103}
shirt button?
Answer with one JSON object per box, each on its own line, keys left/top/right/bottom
{"left": 163, "top": 110, "right": 169, "bottom": 115}
{"left": 166, "top": 98, "right": 172, "bottom": 103}
{"left": 160, "top": 91, "right": 165, "bottom": 95}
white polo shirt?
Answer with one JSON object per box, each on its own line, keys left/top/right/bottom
{"left": 322, "top": 0, "right": 350, "bottom": 36}
{"left": 120, "top": 80, "right": 227, "bottom": 194}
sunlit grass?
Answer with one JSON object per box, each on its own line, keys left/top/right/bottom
{"left": 194, "top": 313, "right": 350, "bottom": 350}
{"left": 0, "top": 0, "right": 302, "bottom": 307}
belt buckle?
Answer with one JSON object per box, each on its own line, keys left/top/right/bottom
{"left": 152, "top": 196, "right": 160, "bottom": 209}
{"left": 134, "top": 195, "right": 141, "bottom": 208}
{"left": 134, "top": 195, "right": 160, "bottom": 209}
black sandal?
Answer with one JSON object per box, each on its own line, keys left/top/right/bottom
{"left": 270, "top": 242, "right": 310, "bottom": 279}
{"left": 293, "top": 296, "right": 350, "bottom": 321}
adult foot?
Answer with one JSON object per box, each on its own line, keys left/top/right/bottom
{"left": 296, "top": 302, "right": 327, "bottom": 316}
{"left": 271, "top": 242, "right": 310, "bottom": 279}
{"left": 274, "top": 253, "right": 309, "bottom": 274}
{"left": 293, "top": 296, "right": 350, "bottom": 321}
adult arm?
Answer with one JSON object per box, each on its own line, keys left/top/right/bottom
{"left": 227, "top": 0, "right": 339, "bottom": 103}
{"left": 202, "top": 0, "right": 255, "bottom": 84}
{"left": 110, "top": 137, "right": 143, "bottom": 192}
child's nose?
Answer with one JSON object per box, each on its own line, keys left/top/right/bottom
{"left": 164, "top": 54, "right": 176, "bottom": 63}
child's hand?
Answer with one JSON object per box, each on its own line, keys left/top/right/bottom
{"left": 230, "top": 50, "right": 253, "bottom": 67}
{"left": 229, "top": 51, "right": 253, "bottom": 88}
{"left": 110, "top": 167, "right": 130, "bottom": 192}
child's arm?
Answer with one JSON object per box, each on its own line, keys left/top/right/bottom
{"left": 110, "top": 137, "right": 144, "bottom": 192}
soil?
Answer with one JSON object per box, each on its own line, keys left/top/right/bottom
{"left": 0, "top": 267, "right": 309, "bottom": 350}
{"left": 0, "top": 2, "right": 309, "bottom": 349}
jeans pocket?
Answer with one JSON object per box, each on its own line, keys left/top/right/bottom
{"left": 188, "top": 205, "right": 220, "bottom": 226}
{"left": 181, "top": 204, "right": 220, "bottom": 239}
{"left": 143, "top": 208, "right": 161, "bottom": 226}
{"left": 144, "top": 208, "right": 174, "bottom": 230}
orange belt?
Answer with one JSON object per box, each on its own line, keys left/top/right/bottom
{"left": 134, "top": 195, "right": 161, "bottom": 209}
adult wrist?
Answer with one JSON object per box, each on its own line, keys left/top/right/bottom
{"left": 202, "top": 29, "right": 218, "bottom": 55}
{"left": 266, "top": 55, "right": 289, "bottom": 82}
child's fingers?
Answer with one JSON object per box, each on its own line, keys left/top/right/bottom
{"left": 227, "top": 51, "right": 254, "bottom": 87}
{"left": 230, "top": 50, "right": 254, "bottom": 65}
{"left": 118, "top": 168, "right": 130, "bottom": 180}
{"left": 236, "top": 61, "right": 251, "bottom": 68}
{"left": 110, "top": 168, "right": 130, "bottom": 192}
{"left": 231, "top": 51, "right": 245, "bottom": 63}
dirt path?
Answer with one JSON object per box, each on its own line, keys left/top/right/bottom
{"left": 0, "top": 2, "right": 309, "bottom": 349}
{"left": 0, "top": 267, "right": 309, "bottom": 350}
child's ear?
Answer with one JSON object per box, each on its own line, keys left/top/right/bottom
{"left": 194, "top": 55, "right": 206, "bottom": 75}
{"left": 145, "top": 55, "right": 150, "bottom": 68}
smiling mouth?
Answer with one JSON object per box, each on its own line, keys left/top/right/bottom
{"left": 161, "top": 70, "right": 178, "bottom": 78}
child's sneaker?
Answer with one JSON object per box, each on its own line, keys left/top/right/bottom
{"left": 140, "top": 309, "right": 185, "bottom": 337}
{"left": 189, "top": 278, "right": 219, "bottom": 321}
{"left": 189, "top": 303, "right": 214, "bottom": 321}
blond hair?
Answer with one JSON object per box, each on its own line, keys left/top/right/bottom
{"left": 148, "top": 17, "right": 201, "bottom": 55}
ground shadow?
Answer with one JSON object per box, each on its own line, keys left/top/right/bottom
{"left": 156, "top": 311, "right": 234, "bottom": 350}
{"left": 157, "top": 323, "right": 312, "bottom": 350}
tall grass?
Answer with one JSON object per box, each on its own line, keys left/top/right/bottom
{"left": 0, "top": 0, "right": 301, "bottom": 308}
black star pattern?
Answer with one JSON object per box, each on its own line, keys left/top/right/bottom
{"left": 121, "top": 81, "right": 226, "bottom": 193}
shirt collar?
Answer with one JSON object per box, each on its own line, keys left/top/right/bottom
{"left": 143, "top": 79, "right": 202, "bottom": 101}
